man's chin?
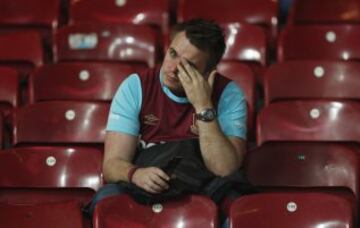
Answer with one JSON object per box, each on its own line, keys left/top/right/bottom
{"left": 163, "top": 80, "right": 185, "bottom": 95}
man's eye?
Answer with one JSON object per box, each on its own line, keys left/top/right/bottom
{"left": 169, "top": 50, "right": 176, "bottom": 58}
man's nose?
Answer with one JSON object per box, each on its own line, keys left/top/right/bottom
{"left": 169, "top": 59, "right": 181, "bottom": 73}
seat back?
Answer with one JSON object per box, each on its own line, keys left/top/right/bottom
{"left": 11, "top": 101, "right": 109, "bottom": 146}
{"left": 288, "top": 0, "right": 360, "bottom": 25}
{"left": 229, "top": 192, "right": 355, "bottom": 228}
{"left": 257, "top": 100, "right": 360, "bottom": 145}
{"left": 0, "top": 201, "right": 84, "bottom": 228}
{"left": 264, "top": 60, "right": 360, "bottom": 105}
{"left": 93, "top": 194, "right": 218, "bottom": 228}
{"left": 29, "top": 62, "right": 146, "bottom": 103}
{"left": 69, "top": 0, "right": 170, "bottom": 37}
{"left": 0, "top": 146, "right": 102, "bottom": 204}
{"left": 0, "top": 115, "right": 3, "bottom": 149}
{"left": 0, "top": 0, "right": 61, "bottom": 29}
{"left": 246, "top": 142, "right": 360, "bottom": 199}
{"left": 278, "top": 25, "right": 360, "bottom": 62}
{"left": 54, "top": 24, "right": 159, "bottom": 67}
{"left": 0, "top": 31, "right": 44, "bottom": 74}
{"left": 222, "top": 23, "right": 267, "bottom": 66}
{"left": 0, "top": 67, "right": 20, "bottom": 116}
{"left": 177, "top": 0, "right": 278, "bottom": 43}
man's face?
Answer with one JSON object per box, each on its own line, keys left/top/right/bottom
{"left": 162, "top": 31, "right": 209, "bottom": 94}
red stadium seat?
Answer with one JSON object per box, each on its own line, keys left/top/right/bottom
{"left": 29, "top": 62, "right": 146, "bottom": 103}
{"left": 69, "top": 0, "right": 170, "bottom": 46}
{"left": 229, "top": 192, "right": 355, "bottom": 228}
{"left": 246, "top": 142, "right": 360, "bottom": 200}
{"left": 217, "top": 61, "right": 256, "bottom": 137}
{"left": 222, "top": 23, "right": 267, "bottom": 66}
{"left": 0, "top": 0, "right": 61, "bottom": 29}
{"left": 288, "top": 0, "right": 360, "bottom": 25}
{"left": 256, "top": 100, "right": 360, "bottom": 146}
{"left": 0, "top": 200, "right": 84, "bottom": 228}
{"left": 0, "top": 115, "right": 3, "bottom": 148}
{"left": 0, "top": 0, "right": 61, "bottom": 48}
{"left": 177, "top": 0, "right": 278, "bottom": 45}
{"left": 0, "top": 146, "right": 103, "bottom": 205}
{"left": 264, "top": 60, "right": 360, "bottom": 105}
{"left": 278, "top": 24, "right": 360, "bottom": 62}
{"left": 54, "top": 24, "right": 159, "bottom": 68}
{"left": 0, "top": 31, "right": 44, "bottom": 75}
{"left": 11, "top": 101, "right": 109, "bottom": 146}
{"left": 222, "top": 23, "right": 267, "bottom": 83}
{"left": 0, "top": 67, "right": 20, "bottom": 116}
{"left": 93, "top": 194, "right": 218, "bottom": 228}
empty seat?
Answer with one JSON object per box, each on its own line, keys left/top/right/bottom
{"left": 222, "top": 23, "right": 267, "bottom": 83}
{"left": 69, "top": 0, "right": 170, "bottom": 42}
{"left": 229, "top": 192, "right": 355, "bottom": 228}
{"left": 177, "top": 0, "right": 278, "bottom": 45}
{"left": 288, "top": 0, "right": 360, "bottom": 25}
{"left": 278, "top": 24, "right": 360, "bottom": 62}
{"left": 0, "top": 115, "right": 3, "bottom": 148}
{"left": 0, "top": 146, "right": 103, "bottom": 205}
{"left": 29, "top": 62, "right": 146, "bottom": 103}
{"left": 54, "top": 24, "right": 159, "bottom": 68}
{"left": 246, "top": 142, "right": 360, "bottom": 200}
{"left": 217, "top": 61, "right": 256, "bottom": 137}
{"left": 0, "top": 200, "right": 84, "bottom": 228}
{"left": 0, "top": 0, "right": 61, "bottom": 49}
{"left": 264, "top": 60, "right": 360, "bottom": 105}
{"left": 93, "top": 194, "right": 218, "bottom": 228}
{"left": 0, "top": 67, "right": 20, "bottom": 116}
{"left": 11, "top": 101, "right": 109, "bottom": 146}
{"left": 0, "top": 31, "right": 44, "bottom": 75}
{"left": 222, "top": 23, "right": 267, "bottom": 66}
{"left": 0, "top": 0, "right": 61, "bottom": 29}
{"left": 257, "top": 100, "right": 360, "bottom": 145}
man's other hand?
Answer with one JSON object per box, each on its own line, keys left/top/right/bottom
{"left": 131, "top": 167, "right": 170, "bottom": 194}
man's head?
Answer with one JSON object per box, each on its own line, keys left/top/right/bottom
{"left": 162, "top": 19, "right": 226, "bottom": 94}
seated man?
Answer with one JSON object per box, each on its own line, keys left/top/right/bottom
{"left": 88, "top": 18, "right": 247, "bottom": 221}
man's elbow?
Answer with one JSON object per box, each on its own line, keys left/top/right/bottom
{"left": 212, "top": 162, "right": 242, "bottom": 177}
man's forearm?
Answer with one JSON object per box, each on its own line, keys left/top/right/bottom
{"left": 103, "top": 158, "right": 135, "bottom": 183}
{"left": 197, "top": 120, "right": 244, "bottom": 176}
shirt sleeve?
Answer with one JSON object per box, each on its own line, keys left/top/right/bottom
{"left": 106, "top": 74, "right": 142, "bottom": 136}
{"left": 217, "top": 81, "right": 247, "bottom": 139}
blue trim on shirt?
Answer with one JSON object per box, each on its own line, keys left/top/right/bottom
{"left": 106, "top": 74, "right": 142, "bottom": 136}
{"left": 159, "top": 70, "right": 189, "bottom": 104}
{"left": 218, "top": 82, "right": 247, "bottom": 139}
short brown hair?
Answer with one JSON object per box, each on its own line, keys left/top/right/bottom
{"left": 172, "top": 19, "right": 226, "bottom": 72}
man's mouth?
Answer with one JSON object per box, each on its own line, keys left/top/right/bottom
{"left": 167, "top": 73, "right": 179, "bottom": 82}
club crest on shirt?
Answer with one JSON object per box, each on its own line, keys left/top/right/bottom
{"left": 144, "top": 114, "right": 160, "bottom": 126}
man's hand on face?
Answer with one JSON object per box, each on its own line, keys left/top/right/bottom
{"left": 177, "top": 58, "right": 217, "bottom": 112}
{"left": 131, "top": 167, "right": 170, "bottom": 194}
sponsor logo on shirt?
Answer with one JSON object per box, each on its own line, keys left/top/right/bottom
{"left": 144, "top": 114, "right": 160, "bottom": 126}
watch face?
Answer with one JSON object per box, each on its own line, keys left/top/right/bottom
{"left": 197, "top": 108, "right": 217, "bottom": 121}
{"left": 205, "top": 110, "right": 215, "bottom": 119}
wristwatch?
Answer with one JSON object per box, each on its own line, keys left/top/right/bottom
{"left": 195, "top": 108, "right": 217, "bottom": 122}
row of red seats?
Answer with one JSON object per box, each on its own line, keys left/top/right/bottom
{"left": 2, "top": 0, "right": 359, "bottom": 47}
{"left": 3, "top": 59, "right": 360, "bottom": 147}
{"left": 0, "top": 0, "right": 277, "bottom": 41}
{"left": 2, "top": 99, "right": 360, "bottom": 154}
{"left": 0, "top": 22, "right": 267, "bottom": 79}
{"left": 0, "top": 144, "right": 357, "bottom": 227}
{"left": 3, "top": 22, "right": 360, "bottom": 84}
{"left": 0, "top": 61, "right": 256, "bottom": 147}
